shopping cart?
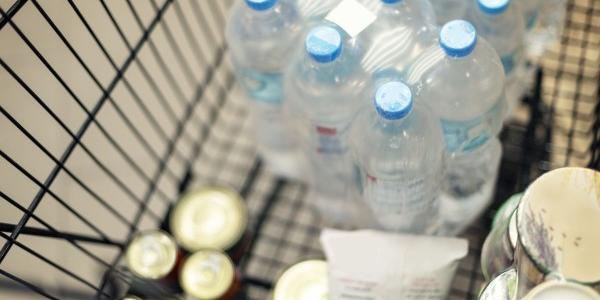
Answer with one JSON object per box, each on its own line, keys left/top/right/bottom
{"left": 0, "top": 0, "right": 598, "bottom": 299}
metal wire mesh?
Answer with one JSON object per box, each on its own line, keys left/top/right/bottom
{"left": 0, "top": 0, "right": 597, "bottom": 299}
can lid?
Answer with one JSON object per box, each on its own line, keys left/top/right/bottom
{"left": 120, "top": 296, "right": 143, "bottom": 300}
{"left": 125, "top": 230, "right": 177, "bottom": 280}
{"left": 522, "top": 281, "right": 600, "bottom": 300}
{"left": 479, "top": 268, "right": 517, "bottom": 300}
{"left": 508, "top": 210, "right": 518, "bottom": 248}
{"left": 517, "top": 167, "right": 600, "bottom": 283}
{"left": 170, "top": 186, "right": 248, "bottom": 252}
{"left": 180, "top": 250, "right": 235, "bottom": 300}
{"left": 374, "top": 81, "right": 413, "bottom": 120}
{"left": 440, "top": 20, "right": 477, "bottom": 58}
{"left": 492, "top": 193, "right": 522, "bottom": 229}
{"left": 273, "top": 260, "right": 328, "bottom": 300}
{"left": 305, "top": 26, "right": 342, "bottom": 63}
{"left": 245, "top": 0, "right": 277, "bottom": 11}
{"left": 478, "top": 0, "right": 510, "bottom": 15}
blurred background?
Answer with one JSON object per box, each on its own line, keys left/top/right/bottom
{"left": 0, "top": 0, "right": 598, "bottom": 299}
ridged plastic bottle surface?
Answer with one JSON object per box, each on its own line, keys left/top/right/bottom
{"left": 284, "top": 24, "right": 375, "bottom": 228}
{"left": 406, "top": 20, "right": 506, "bottom": 235}
{"left": 467, "top": 0, "right": 526, "bottom": 117}
{"left": 516, "top": 0, "right": 566, "bottom": 59}
{"left": 359, "top": 0, "right": 438, "bottom": 78}
{"left": 226, "top": 0, "right": 305, "bottom": 179}
{"left": 349, "top": 81, "right": 444, "bottom": 233}
{"left": 429, "top": 0, "right": 469, "bottom": 26}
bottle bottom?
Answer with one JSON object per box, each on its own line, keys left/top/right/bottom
{"left": 437, "top": 140, "right": 502, "bottom": 236}
{"left": 306, "top": 185, "right": 377, "bottom": 229}
{"left": 258, "top": 148, "right": 309, "bottom": 182}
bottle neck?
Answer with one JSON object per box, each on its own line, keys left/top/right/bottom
{"left": 245, "top": 2, "right": 282, "bottom": 20}
{"left": 377, "top": 115, "right": 407, "bottom": 129}
{"left": 381, "top": 0, "right": 409, "bottom": 15}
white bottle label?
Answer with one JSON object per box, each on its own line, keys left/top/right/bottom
{"left": 325, "top": 0, "right": 376, "bottom": 38}
{"left": 365, "top": 174, "right": 431, "bottom": 216}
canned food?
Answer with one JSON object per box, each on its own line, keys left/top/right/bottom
{"left": 481, "top": 207, "right": 518, "bottom": 280}
{"left": 273, "top": 260, "right": 328, "bottom": 300}
{"left": 120, "top": 296, "right": 142, "bottom": 300}
{"left": 479, "top": 268, "right": 517, "bottom": 300}
{"left": 491, "top": 193, "right": 522, "bottom": 229}
{"left": 180, "top": 250, "right": 241, "bottom": 300}
{"left": 170, "top": 186, "right": 250, "bottom": 261}
{"left": 515, "top": 167, "right": 600, "bottom": 297}
{"left": 126, "top": 230, "right": 178, "bottom": 280}
{"left": 522, "top": 280, "right": 600, "bottom": 300}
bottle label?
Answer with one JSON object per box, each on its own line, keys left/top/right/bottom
{"left": 501, "top": 47, "right": 523, "bottom": 75}
{"left": 440, "top": 99, "right": 503, "bottom": 154}
{"left": 237, "top": 67, "right": 283, "bottom": 103}
{"left": 526, "top": 11, "right": 539, "bottom": 29}
{"left": 364, "top": 173, "right": 430, "bottom": 216}
{"left": 315, "top": 124, "right": 349, "bottom": 155}
{"left": 325, "top": 0, "right": 376, "bottom": 38}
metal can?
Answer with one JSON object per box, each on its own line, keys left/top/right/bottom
{"left": 126, "top": 230, "right": 178, "bottom": 280}
{"left": 491, "top": 193, "right": 522, "bottom": 229}
{"left": 522, "top": 280, "right": 600, "bottom": 300}
{"left": 479, "top": 268, "right": 517, "bottom": 300}
{"left": 180, "top": 250, "right": 241, "bottom": 300}
{"left": 515, "top": 167, "right": 600, "bottom": 297}
{"left": 120, "top": 296, "right": 143, "bottom": 300}
{"left": 273, "top": 260, "right": 328, "bottom": 300}
{"left": 481, "top": 206, "right": 519, "bottom": 280}
{"left": 170, "top": 186, "right": 250, "bottom": 262}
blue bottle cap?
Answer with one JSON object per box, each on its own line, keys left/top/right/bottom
{"left": 381, "top": 0, "right": 402, "bottom": 4}
{"left": 245, "top": 0, "right": 277, "bottom": 11}
{"left": 439, "top": 20, "right": 477, "bottom": 58}
{"left": 305, "top": 26, "right": 342, "bottom": 63}
{"left": 374, "top": 81, "right": 413, "bottom": 120}
{"left": 478, "top": 0, "right": 511, "bottom": 15}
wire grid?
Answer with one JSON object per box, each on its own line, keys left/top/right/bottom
{"left": 0, "top": 0, "right": 234, "bottom": 298}
{"left": 0, "top": 0, "right": 598, "bottom": 300}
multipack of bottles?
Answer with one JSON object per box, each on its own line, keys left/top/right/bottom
{"left": 225, "top": 0, "right": 567, "bottom": 235}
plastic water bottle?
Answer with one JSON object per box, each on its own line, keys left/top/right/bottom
{"left": 518, "top": 0, "right": 566, "bottom": 59}
{"left": 468, "top": 0, "right": 525, "bottom": 117}
{"left": 359, "top": 0, "right": 438, "bottom": 77}
{"left": 226, "top": 0, "right": 306, "bottom": 179}
{"left": 516, "top": 0, "right": 542, "bottom": 30}
{"left": 284, "top": 24, "right": 375, "bottom": 228}
{"left": 429, "top": 0, "right": 469, "bottom": 26}
{"left": 297, "top": 0, "right": 342, "bottom": 24}
{"left": 406, "top": 20, "right": 506, "bottom": 235}
{"left": 349, "top": 81, "right": 444, "bottom": 233}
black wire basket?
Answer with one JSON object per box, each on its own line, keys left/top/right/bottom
{"left": 0, "top": 0, "right": 598, "bottom": 299}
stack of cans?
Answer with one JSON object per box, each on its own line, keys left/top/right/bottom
{"left": 123, "top": 185, "right": 248, "bottom": 300}
{"left": 479, "top": 167, "right": 600, "bottom": 300}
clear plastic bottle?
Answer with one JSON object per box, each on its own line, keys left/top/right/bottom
{"left": 284, "top": 24, "right": 375, "bottom": 228}
{"left": 516, "top": 0, "right": 542, "bottom": 30}
{"left": 520, "top": 0, "right": 566, "bottom": 60}
{"left": 468, "top": 0, "right": 526, "bottom": 117}
{"left": 226, "top": 0, "right": 306, "bottom": 179}
{"left": 429, "top": 0, "right": 469, "bottom": 26}
{"left": 359, "top": 0, "right": 438, "bottom": 77}
{"left": 349, "top": 81, "right": 444, "bottom": 233}
{"left": 406, "top": 20, "right": 506, "bottom": 235}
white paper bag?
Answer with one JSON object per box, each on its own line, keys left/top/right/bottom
{"left": 321, "top": 229, "right": 468, "bottom": 300}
